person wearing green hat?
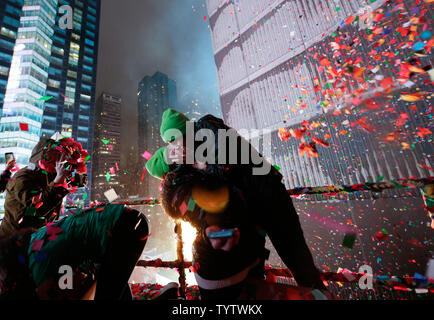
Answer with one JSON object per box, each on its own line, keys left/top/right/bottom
{"left": 152, "top": 109, "right": 329, "bottom": 299}
{"left": 160, "top": 108, "right": 190, "bottom": 144}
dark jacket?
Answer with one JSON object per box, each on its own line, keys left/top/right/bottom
{"left": 0, "top": 170, "right": 11, "bottom": 193}
{"left": 0, "top": 139, "right": 69, "bottom": 240}
{"left": 192, "top": 115, "right": 325, "bottom": 290}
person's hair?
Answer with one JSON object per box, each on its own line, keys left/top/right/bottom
{"left": 0, "top": 229, "right": 38, "bottom": 300}
{"left": 160, "top": 165, "right": 249, "bottom": 230}
{"left": 161, "top": 166, "right": 225, "bottom": 221}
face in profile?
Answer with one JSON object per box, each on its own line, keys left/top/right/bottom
{"left": 167, "top": 136, "right": 186, "bottom": 164}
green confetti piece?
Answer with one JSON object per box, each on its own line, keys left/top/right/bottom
{"left": 390, "top": 180, "right": 404, "bottom": 189}
{"left": 381, "top": 229, "right": 388, "bottom": 235}
{"left": 106, "top": 171, "right": 111, "bottom": 182}
{"left": 187, "top": 198, "right": 196, "bottom": 211}
{"left": 101, "top": 139, "right": 110, "bottom": 145}
{"left": 85, "top": 155, "right": 91, "bottom": 161}
{"left": 24, "top": 207, "right": 37, "bottom": 217}
{"left": 273, "top": 165, "right": 281, "bottom": 171}
{"left": 342, "top": 233, "right": 356, "bottom": 249}
{"left": 376, "top": 176, "right": 384, "bottom": 182}
{"left": 83, "top": 193, "right": 87, "bottom": 200}
{"left": 37, "top": 96, "right": 53, "bottom": 101}
{"left": 336, "top": 7, "right": 341, "bottom": 11}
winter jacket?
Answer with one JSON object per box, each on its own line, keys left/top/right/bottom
{"left": 191, "top": 115, "right": 326, "bottom": 290}
{"left": 0, "top": 140, "right": 69, "bottom": 240}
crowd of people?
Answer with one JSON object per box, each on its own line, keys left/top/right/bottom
{"left": 0, "top": 109, "right": 331, "bottom": 300}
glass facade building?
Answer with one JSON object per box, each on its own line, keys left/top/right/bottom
{"left": 137, "top": 71, "right": 178, "bottom": 198}
{"left": 0, "top": 0, "right": 100, "bottom": 212}
{"left": 0, "top": 0, "right": 24, "bottom": 113}
{"left": 92, "top": 93, "right": 121, "bottom": 202}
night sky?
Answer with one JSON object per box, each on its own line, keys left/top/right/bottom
{"left": 96, "top": 0, "right": 222, "bottom": 155}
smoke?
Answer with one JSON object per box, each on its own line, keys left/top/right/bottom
{"left": 96, "top": 0, "right": 221, "bottom": 158}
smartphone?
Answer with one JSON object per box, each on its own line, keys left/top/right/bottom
{"left": 208, "top": 229, "right": 235, "bottom": 239}
{"left": 5, "top": 152, "right": 14, "bottom": 164}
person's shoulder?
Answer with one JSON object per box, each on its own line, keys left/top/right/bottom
{"left": 197, "top": 114, "right": 231, "bottom": 130}
{"left": 10, "top": 169, "right": 44, "bottom": 187}
{"left": 198, "top": 114, "right": 225, "bottom": 124}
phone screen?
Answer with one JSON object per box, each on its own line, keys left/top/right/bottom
{"left": 208, "top": 229, "right": 235, "bottom": 239}
{"left": 5, "top": 153, "right": 14, "bottom": 164}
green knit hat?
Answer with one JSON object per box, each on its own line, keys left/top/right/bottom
{"left": 146, "top": 147, "right": 170, "bottom": 180}
{"left": 160, "top": 108, "right": 189, "bottom": 143}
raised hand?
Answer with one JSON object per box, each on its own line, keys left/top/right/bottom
{"left": 205, "top": 225, "right": 240, "bottom": 252}
{"left": 53, "top": 154, "right": 68, "bottom": 185}
{"left": 5, "top": 159, "right": 16, "bottom": 172}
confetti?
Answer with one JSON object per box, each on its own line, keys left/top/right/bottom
{"left": 19, "top": 123, "right": 29, "bottom": 131}
{"left": 37, "top": 96, "right": 53, "bottom": 101}
{"left": 104, "top": 188, "right": 119, "bottom": 203}
{"left": 31, "top": 239, "right": 44, "bottom": 252}
{"left": 180, "top": 201, "right": 188, "bottom": 216}
{"left": 142, "top": 151, "right": 153, "bottom": 160}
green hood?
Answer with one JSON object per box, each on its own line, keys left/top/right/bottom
{"left": 146, "top": 147, "right": 170, "bottom": 180}
{"left": 160, "top": 108, "right": 189, "bottom": 143}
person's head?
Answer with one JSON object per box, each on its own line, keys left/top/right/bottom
{"left": 160, "top": 109, "right": 190, "bottom": 164}
{"left": 160, "top": 109, "right": 189, "bottom": 144}
{"left": 166, "top": 135, "right": 187, "bottom": 164}
{"left": 161, "top": 166, "right": 244, "bottom": 228}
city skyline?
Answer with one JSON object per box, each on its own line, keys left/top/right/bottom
{"left": 96, "top": 0, "right": 222, "bottom": 172}
{"left": 91, "top": 92, "right": 121, "bottom": 202}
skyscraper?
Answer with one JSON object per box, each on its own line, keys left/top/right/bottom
{"left": 40, "top": 0, "right": 100, "bottom": 198}
{"left": 206, "top": 0, "right": 433, "bottom": 275}
{"left": 0, "top": 0, "right": 100, "bottom": 210}
{"left": 0, "top": 0, "right": 24, "bottom": 112}
{"left": 137, "top": 71, "right": 178, "bottom": 198}
{"left": 92, "top": 92, "right": 121, "bottom": 202}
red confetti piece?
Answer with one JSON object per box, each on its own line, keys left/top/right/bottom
{"left": 418, "top": 163, "right": 434, "bottom": 171}
{"left": 19, "top": 123, "right": 29, "bottom": 131}
{"left": 31, "top": 239, "right": 44, "bottom": 252}
{"left": 416, "top": 127, "right": 432, "bottom": 138}
{"left": 140, "top": 233, "right": 152, "bottom": 241}
{"left": 311, "top": 136, "right": 330, "bottom": 147}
